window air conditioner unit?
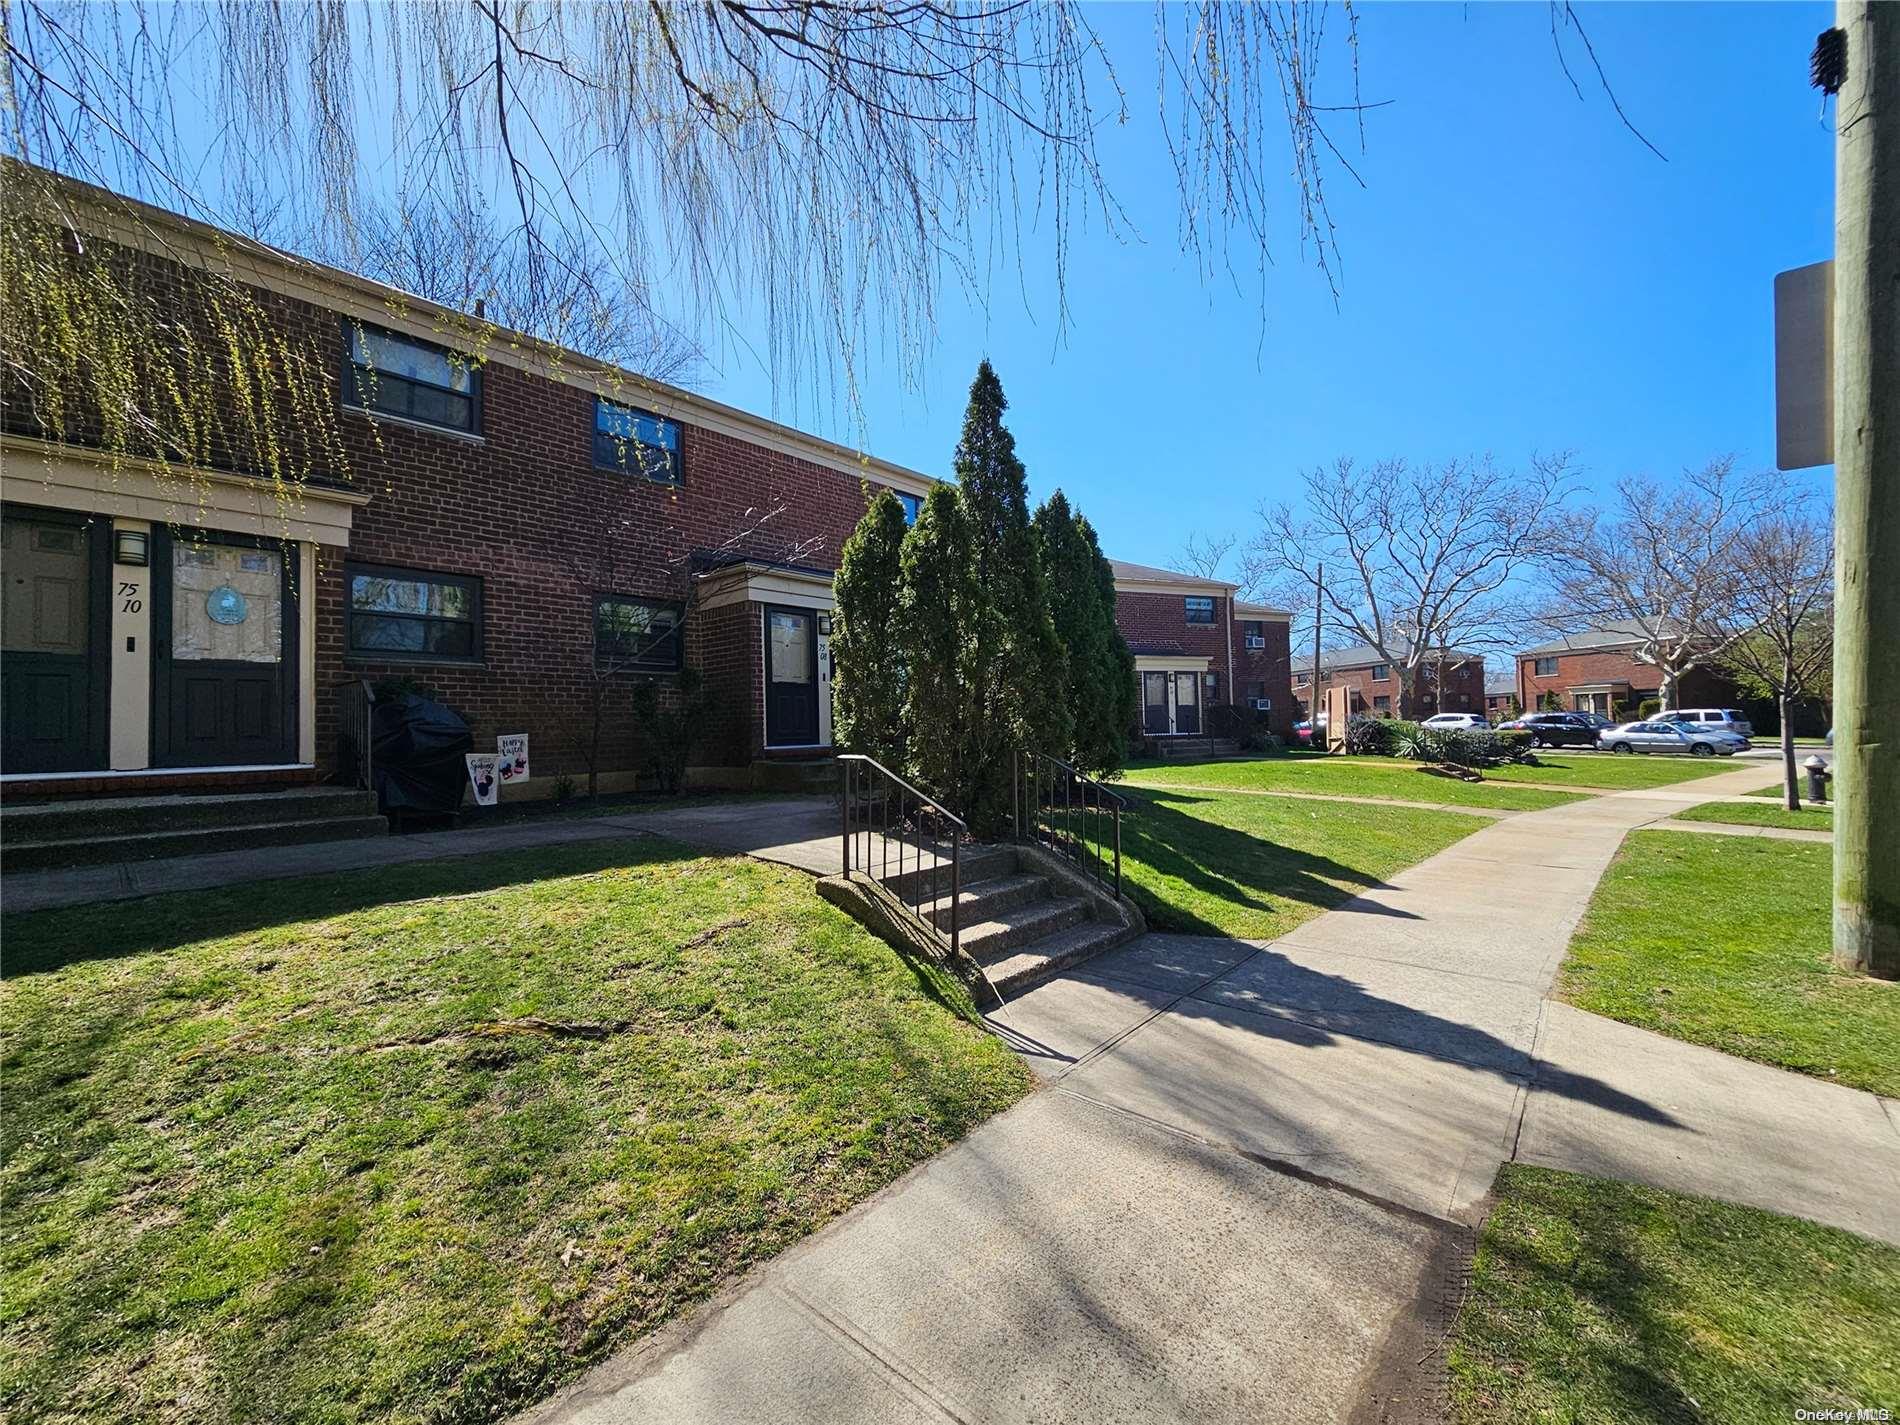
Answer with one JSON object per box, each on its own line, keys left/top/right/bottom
{"left": 1249, "top": 697, "right": 1272, "bottom": 711}
{"left": 1245, "top": 635, "right": 1266, "bottom": 650}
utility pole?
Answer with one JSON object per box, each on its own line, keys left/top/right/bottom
{"left": 1832, "top": 0, "right": 1899, "bottom": 978}
{"left": 1313, "top": 563, "right": 1325, "bottom": 744}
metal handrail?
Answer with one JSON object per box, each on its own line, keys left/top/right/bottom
{"left": 838, "top": 753, "right": 967, "bottom": 964}
{"left": 1012, "top": 750, "right": 1124, "bottom": 900}
{"left": 330, "top": 678, "right": 376, "bottom": 790}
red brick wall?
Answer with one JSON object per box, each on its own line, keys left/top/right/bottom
{"left": 1113, "top": 591, "right": 1233, "bottom": 665}
{"left": 1516, "top": 649, "right": 1736, "bottom": 716}
{"left": 1233, "top": 619, "right": 1295, "bottom": 736}
{"left": 1293, "top": 659, "right": 1485, "bottom": 720}
{"left": 129, "top": 271, "right": 910, "bottom": 781}
{"left": 22, "top": 236, "right": 917, "bottom": 782}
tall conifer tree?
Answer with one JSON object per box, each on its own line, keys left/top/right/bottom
{"left": 1035, "top": 490, "right": 1136, "bottom": 775}
{"left": 952, "top": 360, "right": 1069, "bottom": 832}
{"left": 898, "top": 484, "right": 985, "bottom": 813}
{"left": 831, "top": 487, "right": 910, "bottom": 766}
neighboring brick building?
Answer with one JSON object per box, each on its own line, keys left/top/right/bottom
{"left": 1, "top": 172, "right": 933, "bottom": 797}
{"left": 1514, "top": 621, "right": 1739, "bottom": 720}
{"left": 1108, "top": 561, "right": 1294, "bottom": 745}
{"left": 1483, "top": 679, "right": 1520, "bottom": 721}
{"left": 1290, "top": 643, "right": 1486, "bottom": 721}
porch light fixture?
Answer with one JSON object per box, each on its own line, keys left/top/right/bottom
{"left": 113, "top": 529, "right": 150, "bottom": 567}
{"left": 816, "top": 613, "right": 834, "bottom": 637}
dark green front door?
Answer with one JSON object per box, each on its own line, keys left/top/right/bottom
{"left": 152, "top": 530, "right": 299, "bottom": 767}
{"left": 1, "top": 507, "right": 110, "bottom": 774}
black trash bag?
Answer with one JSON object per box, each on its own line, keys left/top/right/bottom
{"left": 371, "top": 693, "right": 473, "bottom": 815}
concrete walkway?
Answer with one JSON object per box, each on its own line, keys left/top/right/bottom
{"left": 1121, "top": 781, "right": 1522, "bottom": 817}
{"left": 525, "top": 757, "right": 1900, "bottom": 1425}
{"left": 1652, "top": 816, "right": 1834, "bottom": 843}
{"left": 1, "top": 796, "right": 843, "bottom": 913}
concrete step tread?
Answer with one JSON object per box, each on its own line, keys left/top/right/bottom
{"left": 985, "top": 921, "right": 1141, "bottom": 995}
{"left": 2, "top": 786, "right": 379, "bottom": 842}
{"left": 964, "top": 896, "right": 1090, "bottom": 960}
{"left": 918, "top": 872, "right": 1050, "bottom": 926}
{"left": 4, "top": 814, "right": 389, "bottom": 871}
{"left": 876, "top": 845, "right": 1016, "bottom": 898}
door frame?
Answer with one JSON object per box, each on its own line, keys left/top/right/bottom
{"left": 150, "top": 525, "right": 300, "bottom": 767}
{"left": 761, "top": 602, "right": 821, "bottom": 748}
{"left": 0, "top": 502, "right": 113, "bottom": 773}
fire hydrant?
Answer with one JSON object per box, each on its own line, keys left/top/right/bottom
{"left": 1804, "top": 755, "right": 1831, "bottom": 805}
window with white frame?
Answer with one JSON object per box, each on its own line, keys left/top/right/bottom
{"left": 1183, "top": 595, "right": 1215, "bottom": 624}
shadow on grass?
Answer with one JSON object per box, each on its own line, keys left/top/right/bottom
{"left": 1, "top": 836, "right": 706, "bottom": 978}
{"left": 1117, "top": 787, "right": 1428, "bottom": 937}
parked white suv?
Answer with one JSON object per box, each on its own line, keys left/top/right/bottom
{"left": 1420, "top": 713, "right": 1489, "bottom": 730}
{"left": 1659, "top": 707, "right": 1754, "bottom": 739}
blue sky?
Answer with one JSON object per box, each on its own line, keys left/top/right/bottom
{"left": 694, "top": 1, "right": 1836, "bottom": 576}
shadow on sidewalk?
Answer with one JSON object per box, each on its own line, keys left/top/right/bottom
{"left": 1011, "top": 939, "right": 1687, "bottom": 1132}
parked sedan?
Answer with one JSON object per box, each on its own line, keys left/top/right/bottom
{"left": 1598, "top": 721, "right": 1748, "bottom": 757}
{"left": 1420, "top": 713, "right": 1489, "bottom": 730}
{"left": 1498, "top": 712, "right": 1598, "bottom": 748}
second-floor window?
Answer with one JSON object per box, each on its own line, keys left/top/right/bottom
{"left": 344, "top": 324, "right": 479, "bottom": 434}
{"left": 896, "top": 491, "right": 922, "bottom": 525}
{"left": 595, "top": 400, "right": 682, "bottom": 485}
{"left": 1184, "top": 595, "right": 1215, "bottom": 624}
{"left": 1295, "top": 672, "right": 1310, "bottom": 686}
{"left": 1371, "top": 663, "right": 1391, "bottom": 681}
{"left": 1535, "top": 656, "right": 1559, "bottom": 676}
{"left": 1243, "top": 620, "right": 1266, "bottom": 649}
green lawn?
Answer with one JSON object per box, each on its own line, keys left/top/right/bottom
{"left": 1122, "top": 756, "right": 1585, "bottom": 812}
{"left": 1673, "top": 799, "right": 1834, "bottom": 832}
{"left": 1116, "top": 786, "right": 1491, "bottom": 938}
{"left": 1479, "top": 753, "right": 1749, "bottom": 790}
{"left": 1449, "top": 1164, "right": 1899, "bottom": 1425}
{"left": 0, "top": 840, "right": 1029, "bottom": 1425}
{"left": 1748, "top": 781, "right": 1834, "bottom": 801}
{"left": 1557, "top": 831, "right": 1896, "bottom": 1096}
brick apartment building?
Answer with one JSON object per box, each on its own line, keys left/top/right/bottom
{"left": 1109, "top": 561, "right": 1294, "bottom": 745}
{"left": 1, "top": 173, "right": 936, "bottom": 798}
{"left": 1, "top": 171, "right": 1298, "bottom": 802}
{"left": 1290, "top": 643, "right": 1486, "bottom": 721}
{"left": 1483, "top": 680, "right": 1519, "bottom": 721}
{"left": 1514, "top": 621, "right": 1739, "bottom": 720}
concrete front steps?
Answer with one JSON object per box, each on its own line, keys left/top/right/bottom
{"left": 885, "top": 844, "right": 1141, "bottom": 996}
{"left": 1, "top": 786, "right": 387, "bottom": 871}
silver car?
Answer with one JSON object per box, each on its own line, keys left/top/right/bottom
{"left": 1659, "top": 707, "right": 1754, "bottom": 738}
{"left": 1598, "top": 720, "right": 1748, "bottom": 757}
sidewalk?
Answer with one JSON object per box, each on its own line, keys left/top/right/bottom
{"left": 523, "top": 759, "right": 1899, "bottom": 1425}
{"left": 2, "top": 796, "right": 842, "bottom": 914}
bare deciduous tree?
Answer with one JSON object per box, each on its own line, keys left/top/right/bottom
{"left": 2, "top": 0, "right": 1657, "bottom": 437}
{"left": 1716, "top": 499, "right": 1834, "bottom": 810}
{"left": 1539, "top": 458, "right": 1775, "bottom": 708}
{"left": 1245, "top": 455, "right": 1573, "bottom": 717}
{"left": 347, "top": 203, "right": 704, "bottom": 388}
{"left": 1174, "top": 531, "right": 1236, "bottom": 581}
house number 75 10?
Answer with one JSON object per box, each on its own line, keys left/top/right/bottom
{"left": 118, "top": 581, "right": 142, "bottom": 613}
